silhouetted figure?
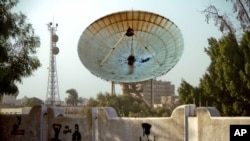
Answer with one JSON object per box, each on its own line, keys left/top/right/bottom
{"left": 11, "top": 116, "right": 21, "bottom": 134}
{"left": 63, "top": 125, "right": 71, "bottom": 134}
{"left": 52, "top": 124, "right": 62, "bottom": 141}
{"left": 140, "top": 123, "right": 156, "bottom": 141}
{"left": 142, "top": 123, "right": 151, "bottom": 137}
{"left": 72, "top": 124, "right": 81, "bottom": 141}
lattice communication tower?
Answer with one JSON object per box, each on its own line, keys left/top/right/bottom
{"left": 46, "top": 22, "right": 61, "bottom": 106}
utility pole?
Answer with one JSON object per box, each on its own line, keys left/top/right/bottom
{"left": 111, "top": 81, "right": 116, "bottom": 96}
{"left": 151, "top": 79, "right": 154, "bottom": 107}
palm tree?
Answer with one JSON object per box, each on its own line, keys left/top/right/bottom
{"left": 66, "top": 89, "right": 80, "bottom": 106}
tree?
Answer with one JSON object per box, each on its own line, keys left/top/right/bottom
{"left": 202, "top": 32, "right": 250, "bottom": 116}
{"left": 231, "top": 0, "right": 250, "bottom": 31}
{"left": 23, "top": 97, "right": 44, "bottom": 107}
{"left": 0, "top": 0, "right": 41, "bottom": 96}
{"left": 87, "top": 92, "right": 171, "bottom": 117}
{"left": 178, "top": 80, "right": 200, "bottom": 105}
{"left": 66, "top": 88, "right": 81, "bottom": 106}
{"left": 202, "top": 0, "right": 250, "bottom": 36}
{"left": 179, "top": 32, "right": 250, "bottom": 116}
{"left": 178, "top": 0, "right": 250, "bottom": 116}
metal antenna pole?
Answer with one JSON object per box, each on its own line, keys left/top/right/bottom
{"left": 111, "top": 81, "right": 116, "bottom": 96}
{"left": 46, "top": 22, "right": 60, "bottom": 106}
{"left": 151, "top": 79, "right": 154, "bottom": 107}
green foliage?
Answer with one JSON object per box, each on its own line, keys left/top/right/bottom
{"left": 179, "top": 0, "right": 250, "bottom": 116}
{"left": 87, "top": 92, "right": 172, "bottom": 117}
{"left": 0, "top": 0, "right": 41, "bottom": 95}
{"left": 178, "top": 31, "right": 250, "bottom": 116}
{"left": 23, "top": 97, "right": 43, "bottom": 107}
{"left": 178, "top": 80, "right": 198, "bottom": 104}
{"left": 202, "top": 32, "right": 250, "bottom": 116}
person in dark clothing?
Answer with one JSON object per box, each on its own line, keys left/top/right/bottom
{"left": 72, "top": 124, "right": 81, "bottom": 141}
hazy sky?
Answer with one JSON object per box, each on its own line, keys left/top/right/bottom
{"left": 13, "top": 0, "right": 232, "bottom": 101}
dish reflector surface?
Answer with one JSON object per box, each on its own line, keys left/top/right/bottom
{"left": 78, "top": 10, "right": 184, "bottom": 82}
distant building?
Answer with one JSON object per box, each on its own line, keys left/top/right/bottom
{"left": 0, "top": 106, "right": 86, "bottom": 116}
{"left": 78, "top": 97, "right": 88, "bottom": 106}
{"left": 0, "top": 95, "right": 31, "bottom": 115}
{"left": 141, "top": 80, "right": 175, "bottom": 105}
{"left": 0, "top": 107, "right": 31, "bottom": 114}
{"left": 121, "top": 79, "right": 178, "bottom": 107}
{"left": 1, "top": 94, "right": 16, "bottom": 106}
{"left": 0, "top": 94, "right": 27, "bottom": 106}
{"left": 62, "top": 106, "right": 88, "bottom": 117}
{"left": 0, "top": 95, "right": 89, "bottom": 116}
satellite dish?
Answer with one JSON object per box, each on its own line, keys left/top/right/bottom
{"left": 52, "top": 34, "right": 59, "bottom": 42}
{"left": 52, "top": 47, "right": 59, "bottom": 55}
{"left": 78, "top": 10, "right": 184, "bottom": 83}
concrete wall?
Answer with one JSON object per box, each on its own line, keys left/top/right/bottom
{"left": 0, "top": 105, "right": 250, "bottom": 141}
{"left": 0, "top": 105, "right": 46, "bottom": 141}
{"left": 195, "top": 107, "right": 250, "bottom": 141}
{"left": 46, "top": 107, "right": 92, "bottom": 141}
{"left": 94, "top": 105, "right": 194, "bottom": 141}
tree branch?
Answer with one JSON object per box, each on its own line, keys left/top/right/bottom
{"left": 238, "top": 0, "right": 250, "bottom": 23}
{"left": 202, "top": 5, "right": 235, "bottom": 34}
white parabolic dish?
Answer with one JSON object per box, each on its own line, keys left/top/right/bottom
{"left": 78, "top": 10, "right": 184, "bottom": 83}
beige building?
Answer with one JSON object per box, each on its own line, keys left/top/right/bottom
{"left": 1, "top": 95, "right": 27, "bottom": 106}
{"left": 121, "top": 79, "right": 178, "bottom": 107}
{"left": 0, "top": 106, "right": 88, "bottom": 117}
{"left": 0, "top": 94, "right": 89, "bottom": 116}
{"left": 141, "top": 80, "right": 175, "bottom": 105}
{"left": 61, "top": 106, "right": 87, "bottom": 117}
{"left": 0, "top": 107, "right": 31, "bottom": 114}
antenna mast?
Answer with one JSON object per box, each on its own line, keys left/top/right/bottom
{"left": 46, "top": 22, "right": 60, "bottom": 106}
